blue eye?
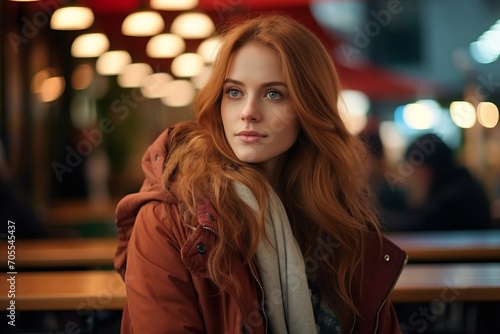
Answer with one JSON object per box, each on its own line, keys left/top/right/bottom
{"left": 225, "top": 88, "right": 241, "bottom": 98}
{"left": 266, "top": 90, "right": 282, "bottom": 100}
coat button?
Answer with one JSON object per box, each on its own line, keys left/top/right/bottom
{"left": 197, "top": 244, "right": 207, "bottom": 254}
{"left": 205, "top": 213, "right": 215, "bottom": 221}
{"left": 384, "top": 254, "right": 390, "bottom": 261}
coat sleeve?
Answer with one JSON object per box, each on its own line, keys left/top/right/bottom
{"left": 122, "top": 201, "right": 205, "bottom": 334}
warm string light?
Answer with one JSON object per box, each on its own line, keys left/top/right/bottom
{"left": 146, "top": 34, "right": 186, "bottom": 58}
{"left": 477, "top": 102, "right": 499, "bottom": 128}
{"left": 121, "top": 11, "right": 165, "bottom": 37}
{"left": 138, "top": 11, "right": 217, "bottom": 106}
{"left": 31, "top": 1, "right": 220, "bottom": 108}
{"left": 71, "top": 33, "right": 109, "bottom": 58}
{"left": 96, "top": 51, "right": 133, "bottom": 76}
{"left": 117, "top": 63, "right": 153, "bottom": 88}
{"left": 170, "top": 12, "right": 215, "bottom": 39}
{"left": 337, "top": 90, "right": 370, "bottom": 135}
{"left": 150, "top": 0, "right": 199, "bottom": 11}
{"left": 31, "top": 68, "right": 65, "bottom": 102}
{"left": 51, "top": 6, "right": 95, "bottom": 30}
{"left": 394, "top": 99, "right": 499, "bottom": 131}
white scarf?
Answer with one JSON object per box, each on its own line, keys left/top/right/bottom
{"left": 233, "top": 182, "right": 317, "bottom": 334}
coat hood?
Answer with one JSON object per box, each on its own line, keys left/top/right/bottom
{"left": 114, "top": 126, "right": 172, "bottom": 278}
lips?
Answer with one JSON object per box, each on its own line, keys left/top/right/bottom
{"left": 236, "top": 130, "right": 267, "bottom": 143}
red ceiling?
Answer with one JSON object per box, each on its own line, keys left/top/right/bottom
{"left": 7, "top": 0, "right": 438, "bottom": 101}
{"left": 80, "top": 0, "right": 316, "bottom": 13}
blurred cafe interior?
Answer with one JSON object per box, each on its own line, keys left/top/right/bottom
{"left": 2, "top": 0, "right": 500, "bottom": 333}
{"left": 2, "top": 0, "right": 500, "bottom": 231}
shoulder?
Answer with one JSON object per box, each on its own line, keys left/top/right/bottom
{"left": 361, "top": 233, "right": 407, "bottom": 288}
{"left": 130, "top": 198, "right": 221, "bottom": 278}
{"left": 348, "top": 233, "right": 407, "bottom": 298}
{"left": 132, "top": 200, "right": 192, "bottom": 251}
{"left": 350, "top": 233, "right": 407, "bottom": 331}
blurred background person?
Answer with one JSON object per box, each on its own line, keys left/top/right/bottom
{"left": 384, "top": 133, "right": 492, "bottom": 232}
{"left": 359, "top": 126, "right": 408, "bottom": 229}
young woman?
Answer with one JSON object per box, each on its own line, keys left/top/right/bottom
{"left": 115, "top": 14, "right": 407, "bottom": 334}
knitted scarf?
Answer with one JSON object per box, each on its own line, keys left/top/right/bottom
{"left": 233, "top": 181, "right": 317, "bottom": 334}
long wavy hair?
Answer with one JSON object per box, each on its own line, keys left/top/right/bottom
{"left": 162, "top": 14, "right": 381, "bottom": 330}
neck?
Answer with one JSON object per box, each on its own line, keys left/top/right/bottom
{"left": 260, "top": 154, "right": 286, "bottom": 192}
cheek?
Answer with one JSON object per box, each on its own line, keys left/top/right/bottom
{"left": 270, "top": 116, "right": 300, "bottom": 151}
{"left": 280, "top": 110, "right": 300, "bottom": 141}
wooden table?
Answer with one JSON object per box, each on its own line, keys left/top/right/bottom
{"left": 1, "top": 263, "right": 500, "bottom": 311}
{"left": 0, "top": 271, "right": 125, "bottom": 311}
{"left": 45, "top": 199, "right": 118, "bottom": 226}
{"left": 385, "top": 230, "right": 500, "bottom": 262}
{"left": 391, "top": 263, "right": 500, "bottom": 303}
{"left": 0, "top": 238, "right": 117, "bottom": 268}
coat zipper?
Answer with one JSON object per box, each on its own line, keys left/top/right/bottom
{"left": 372, "top": 254, "right": 409, "bottom": 333}
{"left": 248, "top": 261, "right": 268, "bottom": 334}
{"left": 202, "top": 225, "right": 268, "bottom": 333}
{"left": 349, "top": 254, "right": 409, "bottom": 334}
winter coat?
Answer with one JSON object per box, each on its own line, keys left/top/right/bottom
{"left": 114, "top": 125, "right": 407, "bottom": 334}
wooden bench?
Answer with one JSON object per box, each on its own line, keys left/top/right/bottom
{"left": 1, "top": 263, "right": 500, "bottom": 311}
{"left": 391, "top": 262, "right": 500, "bottom": 302}
{"left": 0, "top": 238, "right": 117, "bottom": 268}
{"left": 0, "top": 270, "right": 125, "bottom": 311}
{"left": 385, "top": 230, "right": 500, "bottom": 263}
{"left": 44, "top": 199, "right": 118, "bottom": 226}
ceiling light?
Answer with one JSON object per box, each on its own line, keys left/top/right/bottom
{"left": 402, "top": 103, "right": 435, "bottom": 130}
{"left": 470, "top": 20, "right": 500, "bottom": 64}
{"left": 338, "top": 89, "right": 370, "bottom": 116}
{"left": 117, "top": 63, "right": 153, "bottom": 88}
{"left": 171, "top": 12, "right": 215, "bottom": 39}
{"left": 146, "top": 34, "right": 185, "bottom": 58}
{"left": 31, "top": 69, "right": 52, "bottom": 94}
{"left": 141, "top": 73, "right": 174, "bottom": 98}
{"left": 161, "top": 80, "right": 195, "bottom": 107}
{"left": 450, "top": 101, "right": 476, "bottom": 128}
{"left": 192, "top": 66, "right": 212, "bottom": 89}
{"left": 39, "top": 76, "right": 65, "bottom": 102}
{"left": 337, "top": 90, "right": 370, "bottom": 135}
{"left": 71, "top": 33, "right": 109, "bottom": 58}
{"left": 51, "top": 6, "right": 94, "bottom": 30}
{"left": 477, "top": 102, "right": 499, "bottom": 128}
{"left": 122, "top": 11, "right": 165, "bottom": 37}
{"left": 197, "top": 37, "right": 222, "bottom": 63}
{"left": 171, "top": 53, "right": 205, "bottom": 77}
{"left": 150, "top": 0, "right": 199, "bottom": 10}
{"left": 96, "top": 50, "right": 132, "bottom": 76}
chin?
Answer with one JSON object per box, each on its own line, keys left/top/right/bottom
{"left": 235, "top": 153, "right": 266, "bottom": 164}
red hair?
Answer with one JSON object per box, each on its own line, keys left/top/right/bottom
{"left": 163, "top": 14, "right": 381, "bottom": 330}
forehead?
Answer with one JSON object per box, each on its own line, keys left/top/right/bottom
{"left": 225, "top": 42, "right": 284, "bottom": 82}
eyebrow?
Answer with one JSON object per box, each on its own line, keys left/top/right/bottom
{"left": 223, "top": 78, "right": 287, "bottom": 88}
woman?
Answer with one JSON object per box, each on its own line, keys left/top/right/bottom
{"left": 115, "top": 14, "right": 407, "bottom": 334}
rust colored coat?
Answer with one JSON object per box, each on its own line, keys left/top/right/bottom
{"left": 114, "top": 126, "right": 407, "bottom": 334}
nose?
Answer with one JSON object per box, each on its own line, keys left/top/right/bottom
{"left": 240, "top": 97, "right": 261, "bottom": 123}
